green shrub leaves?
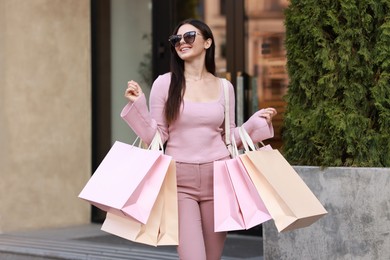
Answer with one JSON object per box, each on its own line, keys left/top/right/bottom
{"left": 283, "top": 0, "right": 390, "bottom": 166}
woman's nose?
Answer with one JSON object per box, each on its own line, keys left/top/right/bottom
{"left": 179, "top": 37, "right": 186, "bottom": 45}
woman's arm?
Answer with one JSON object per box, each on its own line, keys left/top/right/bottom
{"left": 120, "top": 94, "right": 158, "bottom": 145}
{"left": 240, "top": 109, "right": 275, "bottom": 143}
{"left": 120, "top": 75, "right": 170, "bottom": 145}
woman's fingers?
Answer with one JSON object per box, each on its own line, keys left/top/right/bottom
{"left": 265, "top": 107, "right": 277, "bottom": 116}
{"left": 124, "top": 80, "right": 143, "bottom": 101}
{"left": 262, "top": 114, "right": 272, "bottom": 124}
{"left": 127, "top": 81, "right": 141, "bottom": 94}
{"left": 259, "top": 107, "right": 277, "bottom": 123}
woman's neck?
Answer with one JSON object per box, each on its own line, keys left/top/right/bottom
{"left": 184, "top": 60, "right": 209, "bottom": 82}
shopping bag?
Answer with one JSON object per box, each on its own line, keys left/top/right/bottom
{"left": 225, "top": 158, "right": 271, "bottom": 229}
{"left": 214, "top": 160, "right": 245, "bottom": 232}
{"left": 238, "top": 128, "right": 328, "bottom": 232}
{"left": 121, "top": 153, "right": 171, "bottom": 224}
{"left": 101, "top": 159, "right": 178, "bottom": 246}
{"left": 78, "top": 132, "right": 171, "bottom": 224}
{"left": 215, "top": 133, "right": 271, "bottom": 231}
{"left": 157, "top": 160, "right": 179, "bottom": 245}
{"left": 101, "top": 193, "right": 163, "bottom": 246}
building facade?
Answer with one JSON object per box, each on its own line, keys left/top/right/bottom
{"left": 0, "top": 0, "right": 92, "bottom": 232}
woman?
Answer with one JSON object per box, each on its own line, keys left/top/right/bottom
{"left": 122, "top": 19, "right": 277, "bottom": 260}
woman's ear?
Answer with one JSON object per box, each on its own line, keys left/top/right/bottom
{"left": 204, "top": 38, "right": 212, "bottom": 49}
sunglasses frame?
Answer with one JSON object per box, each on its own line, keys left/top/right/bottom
{"left": 168, "top": 31, "right": 200, "bottom": 47}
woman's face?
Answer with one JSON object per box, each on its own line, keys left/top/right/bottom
{"left": 173, "top": 24, "right": 211, "bottom": 62}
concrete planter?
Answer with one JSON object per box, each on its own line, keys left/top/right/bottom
{"left": 263, "top": 166, "right": 390, "bottom": 260}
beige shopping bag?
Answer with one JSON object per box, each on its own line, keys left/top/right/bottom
{"left": 101, "top": 191, "right": 163, "bottom": 246}
{"left": 240, "top": 149, "right": 328, "bottom": 232}
{"left": 157, "top": 160, "right": 179, "bottom": 245}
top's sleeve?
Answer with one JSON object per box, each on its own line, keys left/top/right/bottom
{"left": 120, "top": 75, "right": 170, "bottom": 145}
{"left": 239, "top": 109, "right": 274, "bottom": 144}
{"left": 149, "top": 76, "right": 169, "bottom": 143}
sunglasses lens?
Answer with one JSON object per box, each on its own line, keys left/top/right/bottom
{"left": 169, "top": 31, "right": 198, "bottom": 47}
{"left": 183, "top": 31, "right": 196, "bottom": 44}
{"left": 169, "top": 35, "right": 181, "bottom": 47}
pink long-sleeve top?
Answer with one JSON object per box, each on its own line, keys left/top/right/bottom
{"left": 121, "top": 73, "right": 274, "bottom": 164}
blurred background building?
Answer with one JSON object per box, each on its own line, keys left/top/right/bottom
{"left": 0, "top": 0, "right": 288, "bottom": 233}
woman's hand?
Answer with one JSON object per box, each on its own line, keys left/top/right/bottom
{"left": 258, "top": 107, "right": 277, "bottom": 124}
{"left": 124, "top": 80, "right": 143, "bottom": 102}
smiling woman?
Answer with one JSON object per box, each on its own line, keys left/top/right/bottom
{"left": 120, "top": 18, "right": 277, "bottom": 260}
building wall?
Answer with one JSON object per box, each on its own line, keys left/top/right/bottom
{"left": 0, "top": 0, "right": 91, "bottom": 232}
{"left": 264, "top": 167, "right": 390, "bottom": 259}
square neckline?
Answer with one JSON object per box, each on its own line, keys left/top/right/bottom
{"left": 183, "top": 78, "right": 224, "bottom": 104}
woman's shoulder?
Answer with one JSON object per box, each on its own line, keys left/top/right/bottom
{"left": 154, "top": 72, "right": 171, "bottom": 85}
{"left": 150, "top": 72, "right": 171, "bottom": 97}
{"left": 152, "top": 72, "right": 171, "bottom": 88}
{"left": 218, "top": 77, "right": 234, "bottom": 89}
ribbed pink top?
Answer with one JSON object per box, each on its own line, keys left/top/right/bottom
{"left": 121, "top": 73, "right": 274, "bottom": 163}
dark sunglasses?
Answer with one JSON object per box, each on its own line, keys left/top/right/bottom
{"left": 168, "top": 31, "right": 200, "bottom": 47}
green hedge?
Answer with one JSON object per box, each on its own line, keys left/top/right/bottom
{"left": 282, "top": 0, "right": 390, "bottom": 166}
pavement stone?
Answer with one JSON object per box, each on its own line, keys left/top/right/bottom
{"left": 0, "top": 224, "right": 264, "bottom": 260}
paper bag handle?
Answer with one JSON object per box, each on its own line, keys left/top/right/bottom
{"left": 238, "top": 127, "right": 256, "bottom": 152}
{"left": 148, "top": 131, "right": 164, "bottom": 151}
{"left": 238, "top": 127, "right": 267, "bottom": 152}
{"left": 131, "top": 131, "right": 164, "bottom": 152}
{"left": 230, "top": 133, "right": 239, "bottom": 158}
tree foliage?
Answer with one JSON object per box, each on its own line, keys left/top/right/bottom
{"left": 283, "top": 0, "right": 390, "bottom": 166}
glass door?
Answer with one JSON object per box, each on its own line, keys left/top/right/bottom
{"left": 245, "top": 0, "right": 289, "bottom": 149}
{"left": 204, "top": 0, "right": 289, "bottom": 149}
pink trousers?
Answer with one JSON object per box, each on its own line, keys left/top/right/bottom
{"left": 176, "top": 159, "right": 228, "bottom": 260}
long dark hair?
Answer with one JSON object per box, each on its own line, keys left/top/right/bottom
{"left": 165, "top": 19, "right": 216, "bottom": 124}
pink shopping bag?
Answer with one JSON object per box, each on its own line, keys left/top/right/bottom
{"left": 101, "top": 160, "right": 178, "bottom": 246}
{"left": 213, "top": 160, "right": 245, "bottom": 232}
{"left": 120, "top": 153, "right": 171, "bottom": 224}
{"left": 225, "top": 158, "right": 271, "bottom": 229}
{"left": 78, "top": 135, "right": 171, "bottom": 224}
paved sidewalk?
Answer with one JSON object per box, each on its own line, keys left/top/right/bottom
{"left": 0, "top": 224, "right": 264, "bottom": 260}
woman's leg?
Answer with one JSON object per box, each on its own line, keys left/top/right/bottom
{"left": 176, "top": 162, "right": 207, "bottom": 260}
{"left": 200, "top": 200, "right": 227, "bottom": 260}
{"left": 199, "top": 160, "right": 228, "bottom": 260}
{"left": 177, "top": 195, "right": 206, "bottom": 260}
